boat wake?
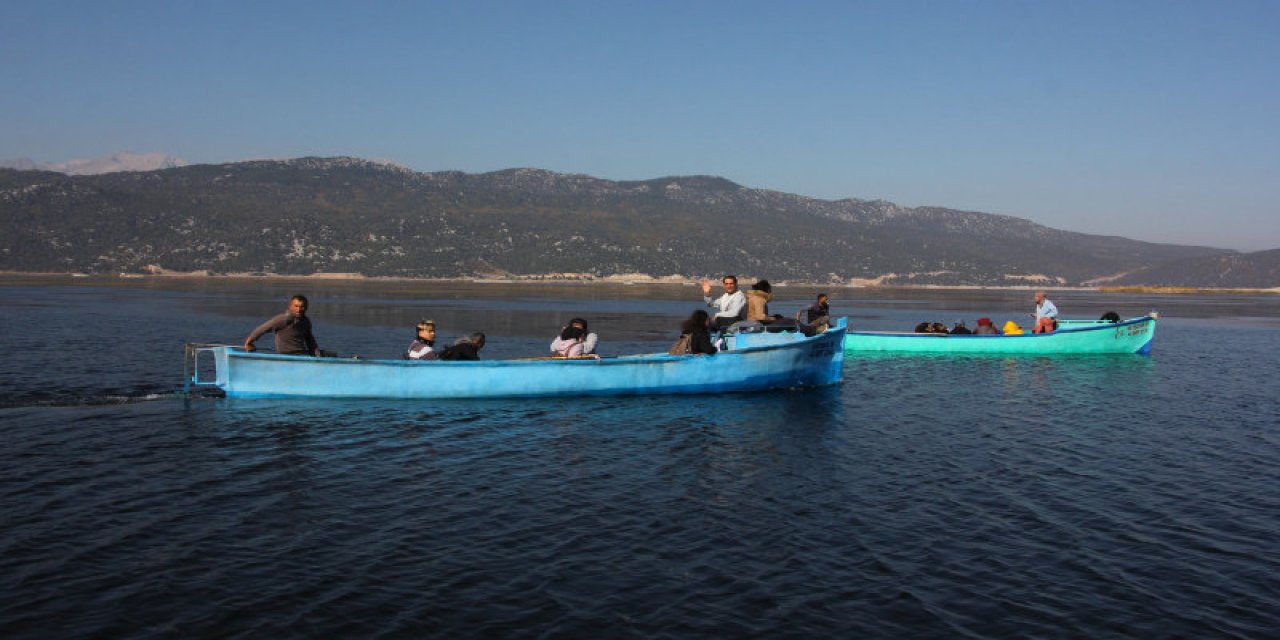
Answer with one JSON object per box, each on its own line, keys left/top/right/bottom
{"left": 0, "top": 389, "right": 186, "bottom": 409}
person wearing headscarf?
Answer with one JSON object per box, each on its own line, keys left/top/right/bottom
{"left": 973, "top": 317, "right": 1000, "bottom": 335}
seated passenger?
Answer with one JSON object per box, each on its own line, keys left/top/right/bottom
{"left": 973, "top": 317, "right": 1000, "bottom": 335}
{"left": 405, "top": 319, "right": 439, "bottom": 360}
{"left": 794, "top": 309, "right": 830, "bottom": 337}
{"left": 914, "top": 322, "right": 931, "bottom": 333}
{"left": 440, "top": 332, "right": 486, "bottom": 360}
{"left": 950, "top": 321, "right": 972, "bottom": 335}
{"left": 551, "top": 326, "right": 587, "bottom": 357}
{"left": 806, "top": 293, "right": 830, "bottom": 324}
{"left": 701, "top": 275, "right": 747, "bottom": 330}
{"left": 670, "top": 310, "right": 717, "bottom": 355}
{"left": 550, "top": 317, "right": 598, "bottom": 355}
{"left": 746, "top": 280, "right": 773, "bottom": 322}
{"left": 1100, "top": 311, "right": 1121, "bottom": 323}
{"left": 930, "top": 322, "right": 950, "bottom": 334}
{"left": 1031, "top": 290, "right": 1059, "bottom": 333}
{"left": 1002, "top": 320, "right": 1025, "bottom": 335}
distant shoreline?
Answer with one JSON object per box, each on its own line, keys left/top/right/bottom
{"left": 1, "top": 270, "right": 1276, "bottom": 295}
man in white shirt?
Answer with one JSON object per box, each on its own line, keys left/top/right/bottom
{"left": 701, "top": 275, "right": 747, "bottom": 329}
{"left": 1032, "top": 290, "right": 1059, "bottom": 333}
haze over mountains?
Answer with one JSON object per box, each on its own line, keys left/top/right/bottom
{"left": 0, "top": 155, "right": 1276, "bottom": 288}
{"left": 0, "top": 152, "right": 186, "bottom": 175}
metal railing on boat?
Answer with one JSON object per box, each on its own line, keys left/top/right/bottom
{"left": 182, "top": 343, "right": 231, "bottom": 397}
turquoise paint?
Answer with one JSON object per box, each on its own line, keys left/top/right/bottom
{"left": 843, "top": 315, "right": 1158, "bottom": 356}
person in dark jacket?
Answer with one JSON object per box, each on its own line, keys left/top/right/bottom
{"left": 806, "top": 293, "right": 830, "bottom": 324}
{"left": 243, "top": 294, "right": 322, "bottom": 355}
{"left": 950, "top": 321, "right": 972, "bottom": 335}
{"left": 440, "top": 332, "right": 486, "bottom": 361}
{"left": 677, "top": 310, "right": 717, "bottom": 355}
{"left": 794, "top": 309, "right": 831, "bottom": 336}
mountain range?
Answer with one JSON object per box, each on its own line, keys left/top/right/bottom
{"left": 0, "top": 152, "right": 186, "bottom": 175}
{"left": 1, "top": 156, "right": 1276, "bottom": 288}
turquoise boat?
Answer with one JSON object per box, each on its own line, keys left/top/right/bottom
{"left": 843, "top": 314, "right": 1157, "bottom": 355}
{"left": 185, "top": 319, "right": 846, "bottom": 399}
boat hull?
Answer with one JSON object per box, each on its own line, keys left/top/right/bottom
{"left": 194, "top": 323, "right": 846, "bottom": 399}
{"left": 843, "top": 315, "right": 1156, "bottom": 355}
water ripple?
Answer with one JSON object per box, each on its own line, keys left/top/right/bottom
{"left": 3, "top": 290, "right": 1280, "bottom": 637}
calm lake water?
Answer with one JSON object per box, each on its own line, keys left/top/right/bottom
{"left": 2, "top": 277, "right": 1278, "bottom": 638}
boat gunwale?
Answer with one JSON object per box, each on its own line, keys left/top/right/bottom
{"left": 216, "top": 324, "right": 847, "bottom": 368}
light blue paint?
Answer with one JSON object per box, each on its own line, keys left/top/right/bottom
{"left": 189, "top": 320, "right": 846, "bottom": 399}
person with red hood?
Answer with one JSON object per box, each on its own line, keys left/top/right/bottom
{"left": 973, "top": 317, "right": 1000, "bottom": 335}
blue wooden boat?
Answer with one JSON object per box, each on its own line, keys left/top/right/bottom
{"left": 185, "top": 319, "right": 847, "bottom": 399}
{"left": 843, "top": 314, "right": 1157, "bottom": 355}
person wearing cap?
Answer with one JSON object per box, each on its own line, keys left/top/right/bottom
{"left": 1032, "top": 290, "right": 1059, "bottom": 333}
{"left": 406, "top": 319, "right": 439, "bottom": 360}
{"left": 973, "top": 317, "right": 1000, "bottom": 335}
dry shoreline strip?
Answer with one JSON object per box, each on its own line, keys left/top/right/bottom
{"left": 0, "top": 270, "right": 1276, "bottom": 295}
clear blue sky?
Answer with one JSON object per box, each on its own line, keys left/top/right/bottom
{"left": 3, "top": 1, "right": 1277, "bottom": 251}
